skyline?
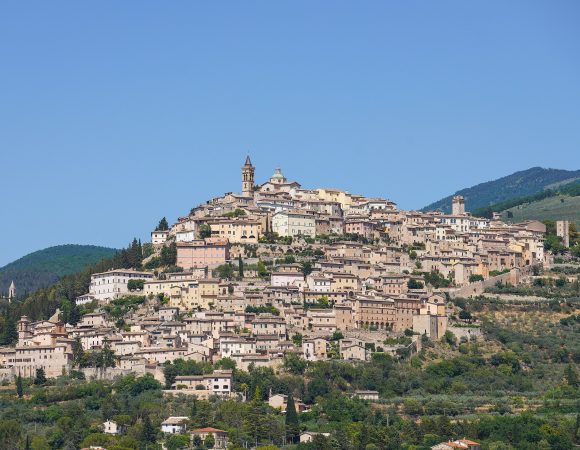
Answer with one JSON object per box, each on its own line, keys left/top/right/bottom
{"left": 2, "top": 1, "right": 580, "bottom": 265}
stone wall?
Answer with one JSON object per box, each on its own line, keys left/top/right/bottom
{"left": 449, "top": 268, "right": 524, "bottom": 298}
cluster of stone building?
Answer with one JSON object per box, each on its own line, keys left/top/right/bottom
{"left": 0, "top": 157, "right": 547, "bottom": 384}
{"left": 154, "top": 158, "right": 546, "bottom": 285}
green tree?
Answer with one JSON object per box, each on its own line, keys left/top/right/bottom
{"left": 72, "top": 337, "right": 84, "bottom": 368}
{"left": 257, "top": 260, "right": 268, "bottom": 278}
{"left": 198, "top": 224, "right": 212, "bottom": 239}
{"left": 300, "top": 261, "right": 313, "bottom": 276}
{"left": 156, "top": 217, "right": 169, "bottom": 231}
{"left": 283, "top": 353, "right": 307, "bottom": 375}
{"left": 160, "top": 242, "right": 177, "bottom": 266}
{"left": 164, "top": 363, "right": 178, "bottom": 389}
{"left": 127, "top": 279, "right": 145, "bottom": 291}
{"left": 238, "top": 255, "right": 244, "bottom": 278}
{"left": 16, "top": 373, "right": 23, "bottom": 398}
{"left": 167, "top": 434, "right": 190, "bottom": 450}
{"left": 141, "top": 414, "right": 156, "bottom": 443}
{"left": 102, "top": 339, "right": 116, "bottom": 368}
{"left": 407, "top": 279, "right": 424, "bottom": 289}
{"left": 34, "top": 368, "right": 46, "bottom": 385}
{"left": 0, "top": 315, "right": 18, "bottom": 345}
{"left": 216, "top": 263, "right": 234, "bottom": 280}
{"left": 285, "top": 393, "right": 300, "bottom": 443}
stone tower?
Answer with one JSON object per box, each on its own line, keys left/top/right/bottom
{"left": 8, "top": 280, "right": 15, "bottom": 302}
{"left": 452, "top": 195, "right": 465, "bottom": 215}
{"left": 242, "top": 155, "right": 255, "bottom": 197}
{"left": 17, "top": 315, "right": 31, "bottom": 342}
{"left": 556, "top": 220, "right": 570, "bottom": 247}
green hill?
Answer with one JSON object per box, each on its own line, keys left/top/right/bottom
{"left": 500, "top": 195, "right": 580, "bottom": 225}
{"left": 0, "top": 245, "right": 118, "bottom": 298}
{"left": 422, "top": 167, "right": 580, "bottom": 213}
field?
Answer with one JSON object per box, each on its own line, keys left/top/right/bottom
{"left": 501, "top": 195, "right": 580, "bottom": 224}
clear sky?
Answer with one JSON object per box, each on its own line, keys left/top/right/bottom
{"left": 1, "top": 2, "right": 579, "bottom": 265}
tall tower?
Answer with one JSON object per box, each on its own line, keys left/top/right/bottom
{"left": 8, "top": 281, "right": 15, "bottom": 302}
{"left": 452, "top": 195, "right": 465, "bottom": 215}
{"left": 242, "top": 155, "right": 255, "bottom": 197}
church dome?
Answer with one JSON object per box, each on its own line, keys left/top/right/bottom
{"left": 270, "top": 167, "right": 286, "bottom": 183}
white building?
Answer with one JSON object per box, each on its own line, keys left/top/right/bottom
{"left": 89, "top": 269, "right": 154, "bottom": 302}
{"left": 151, "top": 230, "right": 169, "bottom": 245}
{"left": 103, "top": 420, "right": 121, "bottom": 435}
{"left": 161, "top": 416, "right": 189, "bottom": 434}
{"left": 176, "top": 230, "right": 197, "bottom": 243}
{"left": 272, "top": 210, "right": 316, "bottom": 238}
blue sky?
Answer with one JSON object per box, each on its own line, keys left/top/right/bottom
{"left": 1, "top": 2, "right": 579, "bottom": 265}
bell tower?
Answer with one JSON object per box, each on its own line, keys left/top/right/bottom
{"left": 242, "top": 155, "right": 255, "bottom": 197}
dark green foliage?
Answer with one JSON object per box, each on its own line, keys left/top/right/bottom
{"left": 16, "top": 374, "right": 23, "bottom": 398}
{"left": 141, "top": 414, "right": 156, "bottom": 443}
{"left": 245, "top": 304, "right": 279, "bottom": 315}
{"left": 0, "top": 315, "right": 18, "bottom": 345}
{"left": 283, "top": 353, "right": 307, "bottom": 375}
{"left": 127, "top": 279, "right": 145, "bottom": 291}
{"left": 422, "top": 271, "right": 453, "bottom": 288}
{"left": 34, "top": 368, "right": 46, "bottom": 385}
{"left": 160, "top": 242, "right": 177, "bottom": 266}
{"left": 215, "top": 263, "right": 234, "bottom": 280}
{"left": 407, "top": 279, "right": 424, "bottom": 289}
{"left": 238, "top": 255, "right": 244, "bottom": 278}
{"left": 156, "top": 217, "right": 169, "bottom": 231}
{"left": 198, "top": 224, "right": 212, "bottom": 239}
{"left": 103, "top": 295, "right": 145, "bottom": 320}
{"left": 164, "top": 363, "right": 178, "bottom": 389}
{"left": 0, "top": 239, "right": 144, "bottom": 328}
{"left": 300, "top": 261, "right": 313, "bottom": 276}
{"left": 0, "top": 244, "right": 118, "bottom": 297}
{"left": 285, "top": 393, "right": 299, "bottom": 443}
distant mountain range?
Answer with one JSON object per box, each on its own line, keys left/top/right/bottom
{"left": 0, "top": 244, "right": 118, "bottom": 298}
{"left": 422, "top": 167, "right": 580, "bottom": 213}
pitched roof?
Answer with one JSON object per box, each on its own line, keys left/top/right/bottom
{"left": 192, "top": 427, "right": 227, "bottom": 433}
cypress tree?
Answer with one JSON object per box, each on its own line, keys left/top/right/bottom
{"left": 142, "top": 414, "right": 156, "bottom": 443}
{"left": 34, "top": 368, "right": 46, "bottom": 385}
{"left": 238, "top": 255, "right": 244, "bottom": 278}
{"left": 285, "top": 393, "right": 300, "bottom": 443}
{"left": 16, "top": 373, "right": 23, "bottom": 398}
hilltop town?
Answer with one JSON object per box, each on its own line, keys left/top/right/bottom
{"left": 0, "top": 157, "right": 577, "bottom": 449}
{"left": 2, "top": 157, "right": 552, "bottom": 372}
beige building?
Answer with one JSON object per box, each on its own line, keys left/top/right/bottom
{"left": 272, "top": 210, "right": 316, "bottom": 238}
{"left": 176, "top": 238, "right": 230, "bottom": 270}
{"left": 8, "top": 344, "right": 73, "bottom": 378}
{"left": 204, "top": 217, "right": 263, "bottom": 243}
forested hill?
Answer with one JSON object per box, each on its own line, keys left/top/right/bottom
{"left": 0, "top": 245, "right": 117, "bottom": 297}
{"left": 422, "top": 167, "right": 580, "bottom": 213}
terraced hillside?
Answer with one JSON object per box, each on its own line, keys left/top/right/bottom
{"left": 501, "top": 195, "right": 580, "bottom": 225}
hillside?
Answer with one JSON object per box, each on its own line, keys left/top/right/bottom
{"left": 0, "top": 244, "right": 117, "bottom": 297}
{"left": 422, "top": 167, "right": 580, "bottom": 213}
{"left": 500, "top": 195, "right": 580, "bottom": 224}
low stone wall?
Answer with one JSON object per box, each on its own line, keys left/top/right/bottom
{"left": 448, "top": 325, "right": 482, "bottom": 341}
{"left": 450, "top": 268, "right": 523, "bottom": 298}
